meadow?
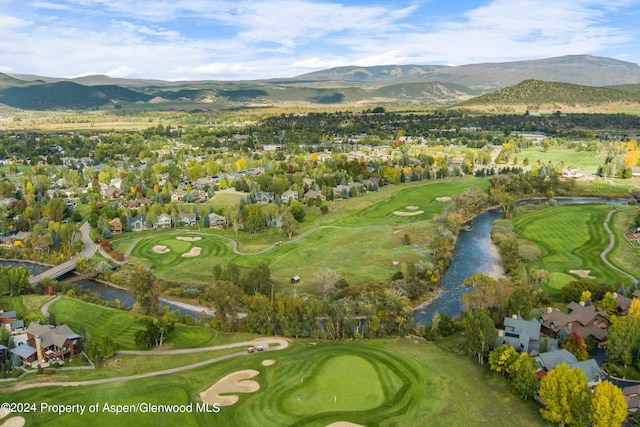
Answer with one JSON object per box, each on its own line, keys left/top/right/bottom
{"left": 512, "top": 203, "right": 637, "bottom": 297}
{"left": 513, "top": 147, "right": 605, "bottom": 172}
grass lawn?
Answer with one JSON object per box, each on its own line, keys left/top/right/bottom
{"left": 0, "top": 294, "right": 53, "bottom": 320}
{"left": 512, "top": 203, "right": 635, "bottom": 297}
{"left": 514, "top": 147, "right": 604, "bottom": 173}
{"left": 111, "top": 178, "right": 489, "bottom": 289}
{"left": 49, "top": 297, "right": 242, "bottom": 350}
{"left": 0, "top": 337, "right": 545, "bottom": 427}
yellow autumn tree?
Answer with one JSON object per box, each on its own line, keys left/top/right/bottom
{"left": 589, "top": 381, "right": 627, "bottom": 427}
{"left": 629, "top": 298, "right": 640, "bottom": 319}
{"left": 539, "top": 363, "right": 590, "bottom": 426}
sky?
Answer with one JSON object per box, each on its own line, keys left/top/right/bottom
{"left": 0, "top": 0, "right": 638, "bottom": 81}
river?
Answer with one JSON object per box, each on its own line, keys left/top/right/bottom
{"left": 413, "top": 197, "right": 631, "bottom": 326}
{"left": 0, "top": 260, "right": 211, "bottom": 319}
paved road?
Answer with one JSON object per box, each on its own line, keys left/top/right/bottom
{"left": 601, "top": 208, "right": 639, "bottom": 284}
{"left": 12, "top": 338, "right": 289, "bottom": 390}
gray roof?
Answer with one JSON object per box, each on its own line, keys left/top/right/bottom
{"left": 9, "top": 344, "right": 36, "bottom": 359}
{"left": 569, "top": 359, "right": 603, "bottom": 384}
{"left": 504, "top": 315, "right": 541, "bottom": 338}
{"left": 537, "top": 349, "right": 578, "bottom": 370}
{"left": 0, "top": 311, "right": 17, "bottom": 319}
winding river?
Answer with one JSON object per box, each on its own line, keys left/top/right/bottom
{"left": 1, "top": 198, "right": 631, "bottom": 325}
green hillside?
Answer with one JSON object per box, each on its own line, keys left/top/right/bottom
{"left": 457, "top": 79, "right": 639, "bottom": 107}
{"left": 0, "top": 81, "right": 153, "bottom": 110}
{"left": 372, "top": 81, "right": 482, "bottom": 103}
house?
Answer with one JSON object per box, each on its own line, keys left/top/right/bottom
{"left": 495, "top": 314, "right": 556, "bottom": 354}
{"left": 281, "top": 190, "right": 299, "bottom": 204}
{"left": 177, "top": 212, "right": 197, "bottom": 227}
{"left": 129, "top": 215, "right": 146, "bottom": 231}
{"left": 156, "top": 213, "right": 172, "bottom": 229}
{"left": 570, "top": 359, "right": 604, "bottom": 388}
{"left": 171, "top": 191, "right": 186, "bottom": 203}
{"left": 624, "top": 384, "right": 640, "bottom": 414}
{"left": 101, "top": 187, "right": 124, "bottom": 200}
{"left": 208, "top": 213, "right": 226, "bottom": 229}
{"left": 540, "top": 303, "right": 608, "bottom": 344}
{"left": 109, "top": 218, "right": 122, "bottom": 234}
{"left": 255, "top": 191, "right": 275, "bottom": 204}
{"left": 303, "top": 189, "right": 325, "bottom": 201}
{"left": 24, "top": 322, "right": 83, "bottom": 365}
{"left": 613, "top": 292, "right": 633, "bottom": 316}
{"left": 535, "top": 349, "right": 604, "bottom": 388}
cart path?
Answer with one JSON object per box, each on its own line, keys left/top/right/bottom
{"left": 601, "top": 208, "right": 639, "bottom": 284}
{"left": 12, "top": 338, "right": 289, "bottom": 390}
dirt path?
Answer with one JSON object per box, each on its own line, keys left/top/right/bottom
{"left": 12, "top": 338, "right": 288, "bottom": 390}
{"left": 39, "top": 295, "right": 60, "bottom": 317}
{"left": 601, "top": 208, "right": 639, "bottom": 284}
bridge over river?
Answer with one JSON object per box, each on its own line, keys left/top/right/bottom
{"left": 28, "top": 222, "right": 97, "bottom": 284}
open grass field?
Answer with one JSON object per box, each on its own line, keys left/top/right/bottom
{"left": 112, "top": 178, "right": 489, "bottom": 288}
{"left": 0, "top": 295, "right": 52, "bottom": 319}
{"left": 514, "top": 147, "right": 605, "bottom": 172}
{"left": 0, "top": 337, "right": 545, "bottom": 427}
{"left": 48, "top": 297, "right": 245, "bottom": 350}
{"left": 577, "top": 178, "right": 640, "bottom": 198}
{"left": 512, "top": 204, "right": 636, "bottom": 297}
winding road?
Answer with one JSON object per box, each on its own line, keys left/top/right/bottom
{"left": 12, "top": 337, "right": 289, "bottom": 390}
{"left": 601, "top": 208, "right": 639, "bottom": 285}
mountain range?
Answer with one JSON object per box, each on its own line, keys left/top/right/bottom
{"left": 0, "top": 55, "right": 639, "bottom": 111}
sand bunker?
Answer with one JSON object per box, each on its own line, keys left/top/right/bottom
{"left": 176, "top": 236, "right": 202, "bottom": 242}
{"left": 182, "top": 247, "right": 202, "bottom": 258}
{"left": 0, "top": 409, "right": 25, "bottom": 427}
{"left": 570, "top": 269, "right": 595, "bottom": 279}
{"left": 200, "top": 369, "right": 260, "bottom": 407}
{"left": 435, "top": 196, "right": 452, "bottom": 202}
{"left": 326, "top": 423, "right": 365, "bottom": 427}
{"left": 153, "top": 245, "right": 170, "bottom": 254}
{"left": 406, "top": 205, "right": 420, "bottom": 210}
{"left": 261, "top": 359, "right": 276, "bottom": 366}
{"left": 393, "top": 210, "right": 424, "bottom": 216}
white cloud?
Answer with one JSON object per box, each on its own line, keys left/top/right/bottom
{"left": 105, "top": 65, "right": 137, "bottom": 78}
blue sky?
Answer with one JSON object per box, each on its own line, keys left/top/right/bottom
{"left": 0, "top": 0, "right": 638, "bottom": 80}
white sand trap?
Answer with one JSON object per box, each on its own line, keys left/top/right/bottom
{"left": 200, "top": 369, "right": 260, "bottom": 407}
{"left": 261, "top": 359, "right": 276, "bottom": 366}
{"left": 176, "top": 236, "right": 202, "bottom": 242}
{"left": 406, "top": 205, "right": 420, "bottom": 210}
{"left": 326, "top": 423, "right": 365, "bottom": 427}
{"left": 0, "top": 409, "right": 25, "bottom": 427}
{"left": 153, "top": 245, "right": 170, "bottom": 254}
{"left": 435, "top": 196, "right": 452, "bottom": 202}
{"left": 393, "top": 210, "right": 424, "bottom": 216}
{"left": 570, "top": 269, "right": 595, "bottom": 279}
{"left": 182, "top": 247, "right": 202, "bottom": 258}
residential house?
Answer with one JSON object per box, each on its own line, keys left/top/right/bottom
{"left": 171, "top": 191, "right": 186, "bottom": 203}
{"left": 109, "top": 218, "right": 122, "bottom": 234}
{"left": 281, "top": 190, "right": 299, "bottom": 204}
{"left": 129, "top": 215, "right": 147, "bottom": 231}
{"left": 127, "top": 198, "right": 151, "bottom": 209}
{"left": 255, "top": 191, "right": 275, "bottom": 204}
{"left": 101, "top": 187, "right": 124, "bottom": 200}
{"left": 177, "top": 212, "right": 197, "bottom": 227}
{"left": 303, "top": 189, "right": 325, "bottom": 202}
{"left": 495, "top": 314, "right": 557, "bottom": 354}
{"left": 208, "top": 213, "right": 226, "bottom": 229}
{"left": 613, "top": 292, "right": 633, "bottom": 316}
{"left": 535, "top": 349, "right": 604, "bottom": 388}
{"left": 540, "top": 303, "right": 608, "bottom": 345}
{"left": 156, "top": 213, "right": 172, "bottom": 229}
{"left": 623, "top": 384, "right": 640, "bottom": 415}
{"left": 17, "top": 322, "right": 82, "bottom": 363}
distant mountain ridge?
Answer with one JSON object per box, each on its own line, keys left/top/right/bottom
{"left": 0, "top": 55, "right": 638, "bottom": 111}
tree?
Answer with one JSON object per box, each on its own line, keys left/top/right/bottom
{"left": 509, "top": 353, "right": 538, "bottom": 400}
{"left": 607, "top": 314, "right": 640, "bottom": 367}
{"left": 205, "top": 281, "right": 243, "bottom": 332}
{"left": 488, "top": 343, "right": 518, "bottom": 375}
{"left": 134, "top": 307, "right": 178, "bottom": 347}
{"left": 128, "top": 266, "right": 160, "bottom": 316}
{"left": 464, "top": 309, "right": 498, "bottom": 365}
{"left": 314, "top": 267, "right": 340, "bottom": 301}
{"left": 539, "top": 363, "right": 591, "bottom": 427}
{"left": 289, "top": 201, "right": 305, "bottom": 222}
{"left": 0, "top": 267, "right": 29, "bottom": 297}
{"left": 562, "top": 331, "right": 589, "bottom": 361}
{"left": 280, "top": 210, "right": 298, "bottom": 239}
{"left": 598, "top": 292, "right": 617, "bottom": 316}
{"left": 589, "top": 381, "right": 627, "bottom": 427}
{"left": 245, "top": 294, "right": 275, "bottom": 335}
{"left": 98, "top": 334, "right": 115, "bottom": 359}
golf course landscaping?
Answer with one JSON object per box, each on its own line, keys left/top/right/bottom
{"left": 512, "top": 203, "right": 638, "bottom": 297}
{"left": 0, "top": 333, "right": 545, "bottom": 427}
